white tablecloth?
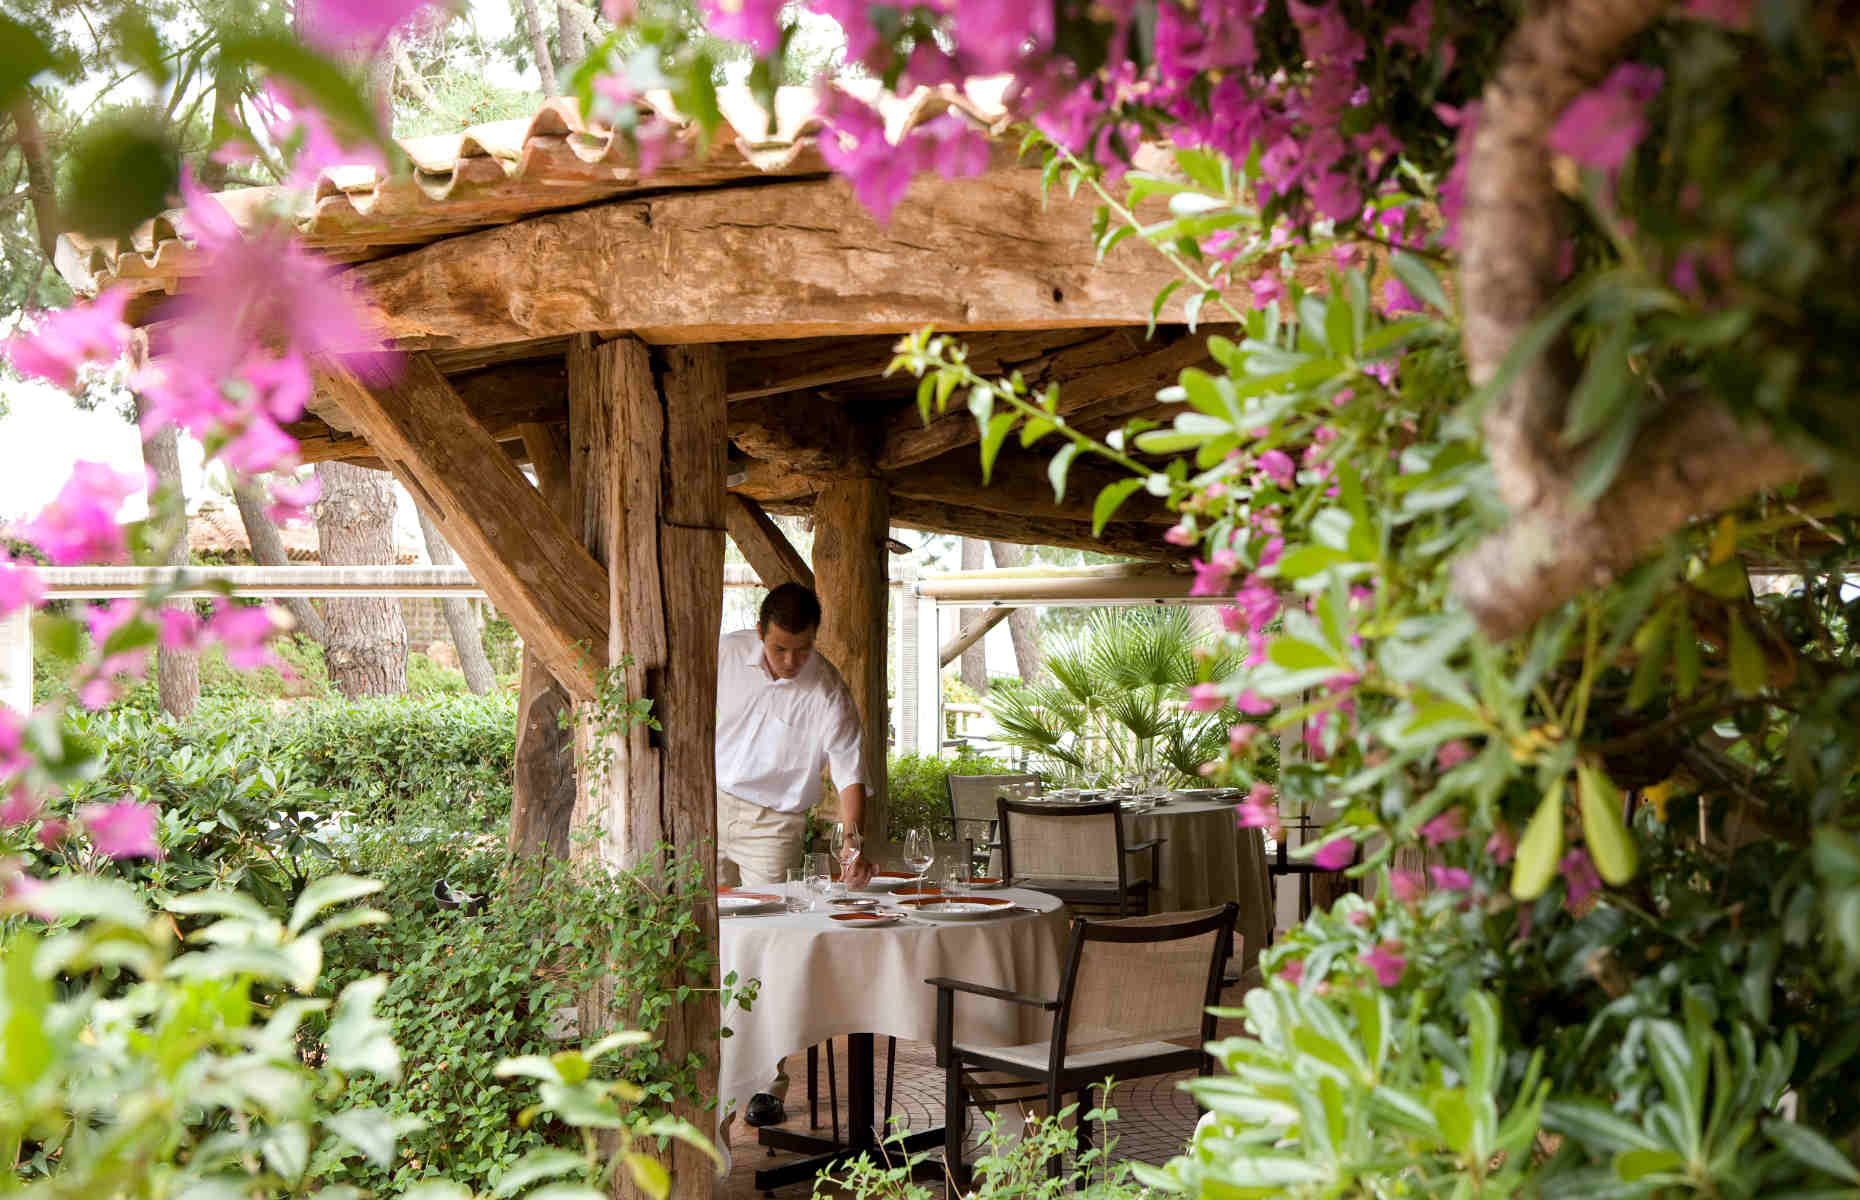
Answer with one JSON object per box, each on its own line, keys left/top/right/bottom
{"left": 716, "top": 885, "right": 1068, "bottom": 1136}
{"left": 1124, "top": 799, "right": 1272, "bottom": 986}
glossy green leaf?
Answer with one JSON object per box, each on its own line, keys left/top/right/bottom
{"left": 979, "top": 411, "right": 1018, "bottom": 483}
{"left": 1511, "top": 780, "right": 1566, "bottom": 901}
{"left": 287, "top": 875, "right": 383, "bottom": 936}
{"left": 1048, "top": 442, "right": 1080, "bottom": 502}
{"left": 1091, "top": 478, "right": 1144, "bottom": 534}
{"left": 1577, "top": 764, "right": 1638, "bottom": 885}
{"left": 1729, "top": 611, "right": 1768, "bottom": 696}
{"left": 493, "top": 1149, "right": 587, "bottom": 1198}
{"left": 1390, "top": 250, "right": 1452, "bottom": 316}
{"left": 1771, "top": 1121, "right": 1860, "bottom": 1185}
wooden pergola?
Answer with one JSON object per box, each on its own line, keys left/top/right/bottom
{"left": 57, "top": 80, "right": 1211, "bottom": 1191}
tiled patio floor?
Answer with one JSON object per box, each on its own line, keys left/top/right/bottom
{"left": 720, "top": 984, "right": 1252, "bottom": 1198}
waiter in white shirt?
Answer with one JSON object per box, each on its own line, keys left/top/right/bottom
{"left": 716, "top": 582, "right": 876, "bottom": 892}
{"left": 716, "top": 583, "right": 875, "bottom": 1129}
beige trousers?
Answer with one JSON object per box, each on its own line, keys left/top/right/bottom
{"left": 716, "top": 788, "right": 808, "bottom": 890}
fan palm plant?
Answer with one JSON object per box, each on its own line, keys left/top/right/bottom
{"left": 984, "top": 608, "right": 1240, "bottom": 788}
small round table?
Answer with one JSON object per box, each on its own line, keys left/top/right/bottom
{"left": 718, "top": 885, "right": 1068, "bottom": 1189}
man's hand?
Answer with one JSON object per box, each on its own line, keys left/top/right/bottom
{"left": 842, "top": 851, "right": 876, "bottom": 890}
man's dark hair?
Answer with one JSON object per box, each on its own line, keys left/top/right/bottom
{"left": 759, "top": 583, "right": 822, "bottom": 634}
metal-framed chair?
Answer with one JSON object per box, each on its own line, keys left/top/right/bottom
{"left": 996, "top": 796, "right": 1162, "bottom": 916}
{"left": 928, "top": 903, "right": 1239, "bottom": 1186}
{"left": 946, "top": 773, "right": 1040, "bottom": 874}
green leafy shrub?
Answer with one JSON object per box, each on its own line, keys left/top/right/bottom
{"left": 317, "top": 836, "right": 753, "bottom": 1195}
{"left": 885, "top": 748, "right": 1018, "bottom": 839}
{"left": 405, "top": 649, "right": 469, "bottom": 695}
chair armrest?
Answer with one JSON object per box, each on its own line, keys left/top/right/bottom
{"left": 1125, "top": 838, "right": 1165, "bottom": 853}
{"left": 925, "top": 976, "right": 1059, "bottom": 1010}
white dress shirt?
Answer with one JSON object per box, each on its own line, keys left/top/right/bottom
{"left": 715, "top": 628, "right": 867, "bottom": 814}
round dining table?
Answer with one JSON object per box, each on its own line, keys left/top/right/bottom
{"left": 717, "top": 884, "right": 1069, "bottom": 1188}
{"left": 1123, "top": 796, "right": 1273, "bottom": 985}
{"left": 1000, "top": 792, "right": 1272, "bottom": 986}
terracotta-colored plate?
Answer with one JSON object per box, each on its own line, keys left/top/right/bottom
{"left": 829, "top": 911, "right": 901, "bottom": 927}
{"left": 963, "top": 876, "right": 1004, "bottom": 889}
{"left": 897, "top": 896, "right": 1017, "bottom": 920}
{"left": 890, "top": 886, "right": 943, "bottom": 899}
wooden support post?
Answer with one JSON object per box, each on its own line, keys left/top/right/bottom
{"left": 725, "top": 493, "right": 815, "bottom": 590}
{"left": 509, "top": 421, "right": 578, "bottom": 861}
{"left": 812, "top": 476, "right": 891, "bottom": 845}
{"left": 569, "top": 338, "right": 725, "bottom": 1200}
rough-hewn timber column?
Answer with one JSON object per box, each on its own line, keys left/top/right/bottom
{"left": 811, "top": 476, "right": 891, "bottom": 845}
{"left": 568, "top": 337, "right": 724, "bottom": 1200}
{"left": 509, "top": 421, "right": 576, "bottom": 861}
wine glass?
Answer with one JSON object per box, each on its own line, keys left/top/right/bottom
{"left": 903, "top": 826, "right": 935, "bottom": 893}
{"left": 832, "top": 822, "right": 863, "bottom": 875}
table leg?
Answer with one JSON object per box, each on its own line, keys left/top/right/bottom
{"left": 754, "top": 1033, "right": 945, "bottom": 1193}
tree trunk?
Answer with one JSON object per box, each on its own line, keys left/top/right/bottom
{"left": 314, "top": 461, "right": 407, "bottom": 697}
{"left": 959, "top": 537, "right": 987, "bottom": 693}
{"left": 231, "top": 476, "right": 329, "bottom": 643}
{"left": 416, "top": 506, "right": 496, "bottom": 694}
{"left": 519, "top": 0, "right": 560, "bottom": 95}
{"left": 137, "top": 401, "right": 196, "bottom": 719}
{"left": 556, "top": 0, "right": 588, "bottom": 68}
{"left": 988, "top": 541, "right": 1044, "bottom": 683}
{"left": 9, "top": 100, "right": 61, "bottom": 264}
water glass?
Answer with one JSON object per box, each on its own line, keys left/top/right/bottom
{"left": 805, "top": 851, "right": 836, "bottom": 904}
{"left": 903, "top": 826, "right": 935, "bottom": 892}
{"left": 784, "top": 868, "right": 812, "bottom": 913}
{"left": 940, "top": 863, "right": 966, "bottom": 897}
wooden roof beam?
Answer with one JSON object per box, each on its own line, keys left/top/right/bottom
{"left": 319, "top": 353, "right": 608, "bottom": 699}
{"left": 722, "top": 328, "right": 1112, "bottom": 404}
{"left": 885, "top": 448, "right": 1176, "bottom": 526}
{"left": 878, "top": 326, "right": 1232, "bottom": 471}
{"left": 345, "top": 169, "right": 1189, "bottom": 350}
{"left": 887, "top": 496, "right": 1180, "bottom": 561}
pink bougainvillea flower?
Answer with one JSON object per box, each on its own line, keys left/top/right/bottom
{"left": 1548, "top": 63, "right": 1664, "bottom": 173}
{"left": 1164, "top": 521, "right": 1196, "bottom": 547}
{"left": 84, "top": 598, "right": 139, "bottom": 648}
{"left": 1235, "top": 689, "right": 1275, "bottom": 716}
{"left": 1359, "top": 940, "right": 1406, "bottom": 987}
{"left": 78, "top": 798, "right": 162, "bottom": 860}
{"left": 952, "top": 0, "right": 1054, "bottom": 73}
{"left": 157, "top": 608, "right": 205, "bottom": 652}
{"left": 296, "top": 0, "right": 437, "bottom": 51}
{"left": 1190, "top": 549, "right": 1238, "bottom": 597}
{"left": 1436, "top": 740, "right": 1474, "bottom": 770}
{"left": 265, "top": 474, "right": 323, "bottom": 526}
{"left": 12, "top": 461, "right": 141, "bottom": 565}
{"left": 1277, "top": 957, "right": 1305, "bottom": 985}
{"left": 1257, "top": 535, "right": 1285, "bottom": 568}
{"left": 1, "top": 785, "right": 41, "bottom": 827}
{"left": 1234, "top": 782, "right": 1281, "bottom": 834}
{"left": 1388, "top": 869, "right": 1424, "bottom": 902}
{"left": 0, "top": 556, "right": 44, "bottom": 618}
{"left": 1249, "top": 272, "right": 1285, "bottom": 309}
{"left": 1381, "top": 277, "right": 1423, "bottom": 316}
{"left": 1346, "top": 907, "right": 1371, "bottom": 928}
{"left": 1421, "top": 808, "right": 1467, "bottom": 846}
{"left": 1312, "top": 837, "right": 1354, "bottom": 871}
{"left": 1184, "top": 683, "right": 1227, "bottom": 713}
{"left": 1, "top": 288, "right": 131, "bottom": 390}
{"left": 817, "top": 93, "right": 918, "bottom": 222}
{"left": 34, "top": 818, "right": 69, "bottom": 849}
{"left": 1429, "top": 865, "right": 1474, "bottom": 892}
{"left": 1561, "top": 848, "right": 1603, "bottom": 909}
{"left": 1258, "top": 449, "right": 1296, "bottom": 489}
{"left": 1228, "top": 723, "right": 1259, "bottom": 752}
{"left": 921, "top": 112, "right": 990, "bottom": 181}
{"left": 1486, "top": 824, "right": 1517, "bottom": 865}
{"left": 1233, "top": 575, "right": 1280, "bottom": 634}
{"left": 207, "top": 602, "right": 283, "bottom": 670}
{"left": 1, "top": 871, "right": 51, "bottom": 920}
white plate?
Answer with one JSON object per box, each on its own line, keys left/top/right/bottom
{"left": 858, "top": 874, "right": 915, "bottom": 892}
{"left": 961, "top": 877, "right": 1006, "bottom": 890}
{"left": 1171, "top": 788, "right": 1227, "bottom": 801}
{"left": 899, "top": 897, "right": 1018, "bottom": 921}
{"left": 718, "top": 891, "right": 783, "bottom": 915}
{"left": 830, "top": 912, "right": 901, "bottom": 929}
